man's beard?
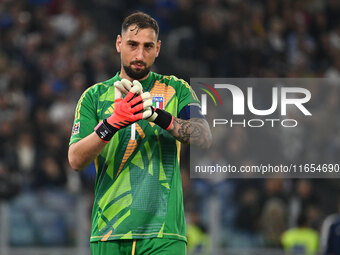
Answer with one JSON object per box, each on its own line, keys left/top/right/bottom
{"left": 123, "top": 61, "right": 151, "bottom": 80}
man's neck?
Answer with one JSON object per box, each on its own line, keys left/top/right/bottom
{"left": 119, "top": 68, "right": 150, "bottom": 82}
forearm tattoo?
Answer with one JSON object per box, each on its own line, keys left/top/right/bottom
{"left": 168, "top": 118, "right": 212, "bottom": 148}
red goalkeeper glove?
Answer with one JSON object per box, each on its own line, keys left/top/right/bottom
{"left": 95, "top": 85, "right": 151, "bottom": 143}
{"left": 114, "top": 79, "right": 174, "bottom": 130}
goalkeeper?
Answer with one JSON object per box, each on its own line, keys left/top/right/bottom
{"left": 68, "top": 11, "right": 212, "bottom": 255}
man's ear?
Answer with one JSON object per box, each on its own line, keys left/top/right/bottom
{"left": 156, "top": 40, "right": 161, "bottom": 57}
{"left": 116, "top": 35, "right": 122, "bottom": 53}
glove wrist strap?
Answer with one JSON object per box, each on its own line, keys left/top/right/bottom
{"left": 153, "top": 108, "right": 174, "bottom": 130}
{"left": 94, "top": 119, "right": 119, "bottom": 143}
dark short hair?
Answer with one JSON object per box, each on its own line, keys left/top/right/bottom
{"left": 122, "top": 12, "right": 159, "bottom": 37}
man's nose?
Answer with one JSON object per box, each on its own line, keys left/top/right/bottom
{"left": 135, "top": 46, "right": 144, "bottom": 61}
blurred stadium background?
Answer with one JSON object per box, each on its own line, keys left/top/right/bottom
{"left": 1, "top": 0, "right": 340, "bottom": 254}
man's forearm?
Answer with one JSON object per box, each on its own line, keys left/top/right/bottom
{"left": 167, "top": 118, "right": 212, "bottom": 148}
{"left": 68, "top": 132, "right": 106, "bottom": 171}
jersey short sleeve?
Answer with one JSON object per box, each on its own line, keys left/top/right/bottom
{"left": 171, "top": 78, "right": 200, "bottom": 116}
{"left": 69, "top": 86, "right": 98, "bottom": 145}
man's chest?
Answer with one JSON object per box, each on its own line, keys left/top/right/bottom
{"left": 97, "top": 81, "right": 178, "bottom": 121}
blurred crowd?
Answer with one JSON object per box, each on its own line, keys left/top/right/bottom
{"left": 1, "top": 0, "right": 340, "bottom": 251}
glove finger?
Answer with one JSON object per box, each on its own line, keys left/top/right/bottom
{"left": 131, "top": 103, "right": 144, "bottom": 113}
{"left": 120, "top": 79, "right": 132, "bottom": 92}
{"left": 141, "top": 92, "right": 150, "bottom": 100}
{"left": 129, "top": 92, "right": 150, "bottom": 107}
{"left": 132, "top": 112, "right": 144, "bottom": 121}
{"left": 114, "top": 90, "right": 123, "bottom": 103}
{"left": 129, "top": 95, "right": 143, "bottom": 107}
{"left": 131, "top": 99, "right": 152, "bottom": 113}
{"left": 142, "top": 108, "right": 152, "bottom": 119}
{"left": 146, "top": 108, "right": 158, "bottom": 121}
{"left": 132, "top": 80, "right": 144, "bottom": 94}
{"left": 124, "top": 91, "right": 137, "bottom": 103}
{"left": 130, "top": 84, "right": 142, "bottom": 95}
{"left": 114, "top": 87, "right": 122, "bottom": 100}
{"left": 114, "top": 81, "right": 129, "bottom": 95}
{"left": 142, "top": 98, "right": 152, "bottom": 109}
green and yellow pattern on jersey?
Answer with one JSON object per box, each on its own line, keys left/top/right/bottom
{"left": 70, "top": 72, "right": 199, "bottom": 243}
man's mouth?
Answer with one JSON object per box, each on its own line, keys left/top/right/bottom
{"left": 131, "top": 62, "right": 145, "bottom": 69}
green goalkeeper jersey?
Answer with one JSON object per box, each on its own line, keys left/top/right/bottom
{"left": 69, "top": 72, "right": 199, "bottom": 243}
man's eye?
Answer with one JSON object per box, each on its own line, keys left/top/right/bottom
{"left": 129, "top": 43, "right": 137, "bottom": 47}
{"left": 145, "top": 44, "right": 153, "bottom": 49}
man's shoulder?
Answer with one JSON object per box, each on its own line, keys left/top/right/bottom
{"left": 82, "top": 76, "right": 117, "bottom": 97}
{"left": 100, "top": 75, "right": 119, "bottom": 87}
{"left": 93, "top": 76, "right": 117, "bottom": 91}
